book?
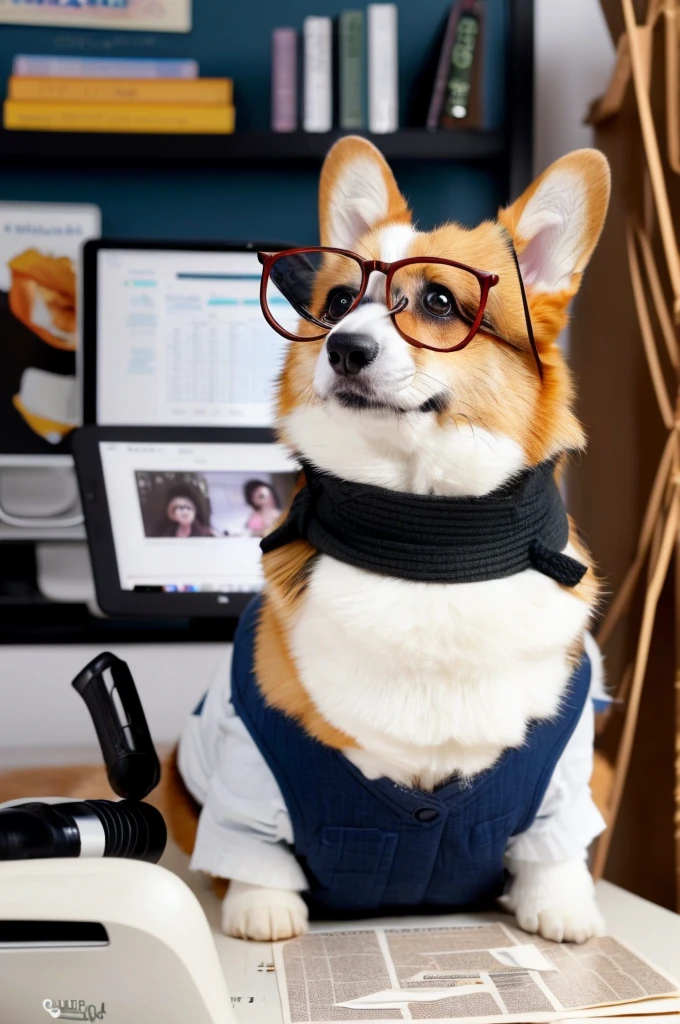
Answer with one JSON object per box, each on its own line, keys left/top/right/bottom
{"left": 12, "top": 55, "right": 198, "bottom": 79}
{"left": 439, "top": 2, "right": 484, "bottom": 129}
{"left": 271, "top": 28, "right": 297, "bottom": 133}
{"left": 339, "top": 10, "right": 364, "bottom": 130}
{"left": 0, "top": 201, "right": 100, "bottom": 456}
{"left": 303, "top": 16, "right": 332, "bottom": 133}
{"left": 3, "top": 100, "right": 235, "bottom": 134}
{"left": 8, "top": 77, "right": 232, "bottom": 105}
{"left": 1, "top": 0, "right": 191, "bottom": 33}
{"left": 426, "top": 1, "right": 465, "bottom": 130}
{"left": 367, "top": 4, "right": 398, "bottom": 133}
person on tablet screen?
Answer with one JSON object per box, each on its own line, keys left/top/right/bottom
{"left": 244, "top": 480, "right": 281, "bottom": 538}
{"left": 158, "top": 484, "right": 218, "bottom": 538}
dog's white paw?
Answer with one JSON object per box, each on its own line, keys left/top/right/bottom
{"left": 222, "top": 881, "right": 309, "bottom": 941}
{"left": 505, "top": 858, "right": 604, "bottom": 944}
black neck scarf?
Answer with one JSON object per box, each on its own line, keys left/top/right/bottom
{"left": 261, "top": 460, "right": 586, "bottom": 587}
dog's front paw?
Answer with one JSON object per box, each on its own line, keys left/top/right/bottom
{"left": 505, "top": 859, "right": 604, "bottom": 944}
{"left": 222, "top": 881, "right": 309, "bottom": 941}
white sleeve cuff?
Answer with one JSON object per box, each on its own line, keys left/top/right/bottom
{"left": 506, "top": 790, "right": 605, "bottom": 862}
{"left": 189, "top": 809, "right": 308, "bottom": 891}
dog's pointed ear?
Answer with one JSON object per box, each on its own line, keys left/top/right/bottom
{"left": 319, "top": 136, "right": 411, "bottom": 250}
{"left": 498, "top": 149, "right": 610, "bottom": 297}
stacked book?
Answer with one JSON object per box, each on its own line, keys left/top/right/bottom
{"left": 272, "top": 4, "right": 398, "bottom": 135}
{"left": 3, "top": 55, "right": 234, "bottom": 134}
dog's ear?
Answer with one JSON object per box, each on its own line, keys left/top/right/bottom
{"left": 319, "top": 136, "right": 411, "bottom": 250}
{"left": 498, "top": 149, "right": 610, "bottom": 297}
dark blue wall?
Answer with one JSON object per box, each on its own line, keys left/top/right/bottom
{"left": 0, "top": 0, "right": 507, "bottom": 244}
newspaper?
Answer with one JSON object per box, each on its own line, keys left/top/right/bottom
{"left": 272, "top": 924, "right": 680, "bottom": 1024}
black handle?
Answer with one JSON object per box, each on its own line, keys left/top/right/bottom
{"left": 72, "top": 652, "right": 161, "bottom": 802}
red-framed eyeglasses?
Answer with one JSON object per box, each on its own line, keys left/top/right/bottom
{"left": 257, "top": 245, "right": 542, "bottom": 380}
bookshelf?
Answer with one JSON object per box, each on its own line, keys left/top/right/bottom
{"left": 0, "top": 128, "right": 506, "bottom": 166}
{"left": 0, "top": 0, "right": 534, "bottom": 210}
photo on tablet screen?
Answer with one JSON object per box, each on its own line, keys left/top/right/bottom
{"left": 135, "top": 470, "right": 293, "bottom": 539}
{"left": 99, "top": 439, "right": 298, "bottom": 594}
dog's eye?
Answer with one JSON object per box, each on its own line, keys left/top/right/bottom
{"left": 422, "top": 286, "right": 455, "bottom": 318}
{"left": 324, "top": 287, "right": 355, "bottom": 323}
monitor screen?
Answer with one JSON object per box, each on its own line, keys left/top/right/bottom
{"left": 99, "top": 438, "right": 298, "bottom": 595}
{"left": 94, "top": 248, "right": 293, "bottom": 428}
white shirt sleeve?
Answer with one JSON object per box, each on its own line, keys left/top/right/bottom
{"left": 505, "top": 631, "right": 607, "bottom": 863}
{"left": 177, "top": 648, "right": 308, "bottom": 892}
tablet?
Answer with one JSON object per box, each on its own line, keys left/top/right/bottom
{"left": 82, "top": 239, "right": 292, "bottom": 429}
{"left": 72, "top": 426, "right": 299, "bottom": 618}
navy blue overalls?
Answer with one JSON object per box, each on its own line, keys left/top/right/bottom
{"left": 228, "top": 596, "right": 591, "bottom": 916}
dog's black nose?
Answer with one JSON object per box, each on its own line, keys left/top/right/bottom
{"left": 326, "top": 334, "right": 379, "bottom": 376}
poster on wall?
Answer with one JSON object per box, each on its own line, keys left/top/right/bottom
{"left": 0, "top": 0, "right": 191, "bottom": 34}
{"left": 0, "top": 202, "right": 101, "bottom": 460}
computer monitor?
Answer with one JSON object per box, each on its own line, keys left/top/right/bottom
{"left": 82, "top": 240, "right": 293, "bottom": 429}
{"left": 73, "top": 426, "right": 299, "bottom": 618}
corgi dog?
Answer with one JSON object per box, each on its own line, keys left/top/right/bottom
{"left": 176, "top": 137, "right": 611, "bottom": 946}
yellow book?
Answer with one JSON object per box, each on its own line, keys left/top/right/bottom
{"left": 3, "top": 100, "right": 235, "bottom": 134}
{"left": 8, "top": 76, "right": 233, "bottom": 105}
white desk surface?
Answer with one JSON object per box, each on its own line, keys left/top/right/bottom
{"left": 161, "top": 841, "right": 680, "bottom": 1022}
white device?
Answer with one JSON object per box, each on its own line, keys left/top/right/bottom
{"left": 0, "top": 858, "right": 236, "bottom": 1024}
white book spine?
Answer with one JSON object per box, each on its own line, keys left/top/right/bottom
{"left": 303, "top": 16, "right": 333, "bottom": 133}
{"left": 368, "top": 4, "right": 398, "bottom": 134}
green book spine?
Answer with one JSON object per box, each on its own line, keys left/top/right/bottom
{"left": 442, "top": 9, "right": 481, "bottom": 124}
{"left": 339, "top": 10, "right": 364, "bottom": 130}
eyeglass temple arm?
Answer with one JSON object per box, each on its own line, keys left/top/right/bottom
{"left": 509, "top": 246, "right": 543, "bottom": 383}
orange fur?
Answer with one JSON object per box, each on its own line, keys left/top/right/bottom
{"left": 254, "top": 595, "right": 356, "bottom": 749}
{"left": 497, "top": 149, "right": 610, "bottom": 277}
{"left": 162, "top": 748, "right": 201, "bottom": 857}
{"left": 568, "top": 515, "right": 602, "bottom": 613}
{"left": 318, "top": 136, "right": 411, "bottom": 247}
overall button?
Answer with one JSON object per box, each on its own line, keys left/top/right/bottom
{"left": 414, "top": 807, "right": 439, "bottom": 823}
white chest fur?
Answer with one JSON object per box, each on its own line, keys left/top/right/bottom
{"left": 289, "top": 553, "right": 591, "bottom": 789}
{"left": 283, "top": 408, "right": 592, "bottom": 791}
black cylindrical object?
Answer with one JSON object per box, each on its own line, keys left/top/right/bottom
{"left": 0, "top": 800, "right": 166, "bottom": 864}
